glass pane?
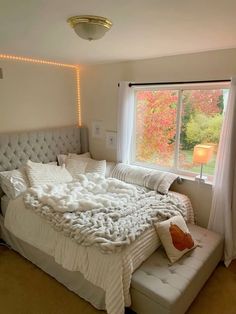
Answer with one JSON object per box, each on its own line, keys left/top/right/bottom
{"left": 179, "top": 88, "right": 229, "bottom": 175}
{"left": 135, "top": 90, "right": 178, "bottom": 168}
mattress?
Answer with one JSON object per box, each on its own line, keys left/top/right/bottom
{"left": 4, "top": 192, "right": 194, "bottom": 314}
{"left": 1, "top": 195, "right": 9, "bottom": 217}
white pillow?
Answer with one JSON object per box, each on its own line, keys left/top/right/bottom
{"left": 0, "top": 168, "right": 29, "bottom": 199}
{"left": 66, "top": 157, "right": 106, "bottom": 177}
{"left": 57, "top": 152, "right": 91, "bottom": 166}
{"left": 111, "top": 163, "right": 177, "bottom": 194}
{"left": 155, "top": 215, "right": 196, "bottom": 263}
{"left": 26, "top": 160, "right": 73, "bottom": 187}
{"left": 48, "top": 161, "right": 58, "bottom": 165}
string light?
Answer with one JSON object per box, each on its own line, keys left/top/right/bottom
{"left": 0, "top": 54, "right": 75, "bottom": 68}
{"left": 75, "top": 67, "right": 82, "bottom": 127}
{"left": 0, "top": 53, "right": 82, "bottom": 126}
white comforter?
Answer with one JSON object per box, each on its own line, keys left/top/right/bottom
{"left": 23, "top": 173, "right": 186, "bottom": 253}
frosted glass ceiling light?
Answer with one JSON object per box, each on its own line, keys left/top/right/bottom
{"left": 67, "top": 15, "right": 112, "bottom": 41}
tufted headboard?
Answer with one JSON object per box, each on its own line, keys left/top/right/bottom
{"left": 0, "top": 126, "right": 88, "bottom": 172}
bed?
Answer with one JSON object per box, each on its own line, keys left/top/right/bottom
{"left": 0, "top": 126, "right": 195, "bottom": 314}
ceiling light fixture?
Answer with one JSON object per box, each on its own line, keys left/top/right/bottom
{"left": 67, "top": 15, "right": 112, "bottom": 41}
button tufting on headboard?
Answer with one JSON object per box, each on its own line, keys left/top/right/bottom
{"left": 0, "top": 126, "right": 89, "bottom": 171}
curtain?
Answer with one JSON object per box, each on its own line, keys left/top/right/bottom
{"left": 208, "top": 77, "right": 236, "bottom": 266}
{"left": 117, "top": 82, "right": 134, "bottom": 163}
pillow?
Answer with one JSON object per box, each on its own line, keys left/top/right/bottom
{"left": 68, "top": 152, "right": 91, "bottom": 159}
{"left": 65, "top": 157, "right": 106, "bottom": 177}
{"left": 47, "top": 161, "right": 58, "bottom": 165}
{"left": 145, "top": 171, "right": 178, "bottom": 194}
{"left": 111, "top": 163, "right": 178, "bottom": 194}
{"left": 57, "top": 152, "right": 91, "bottom": 166}
{"left": 111, "top": 163, "right": 152, "bottom": 186}
{"left": 26, "top": 160, "right": 73, "bottom": 187}
{"left": 0, "top": 168, "right": 29, "bottom": 199}
{"left": 65, "top": 158, "right": 88, "bottom": 178}
{"left": 155, "top": 215, "right": 196, "bottom": 263}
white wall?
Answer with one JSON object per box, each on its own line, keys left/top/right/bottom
{"left": 80, "top": 48, "right": 236, "bottom": 227}
{"left": 0, "top": 60, "right": 77, "bottom": 132}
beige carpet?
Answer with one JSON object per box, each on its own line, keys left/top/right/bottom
{"left": 0, "top": 245, "right": 236, "bottom": 314}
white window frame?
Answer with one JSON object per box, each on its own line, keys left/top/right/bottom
{"left": 130, "top": 82, "right": 230, "bottom": 180}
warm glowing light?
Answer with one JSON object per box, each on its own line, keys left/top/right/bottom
{"left": 0, "top": 54, "right": 75, "bottom": 68}
{"left": 76, "top": 67, "right": 82, "bottom": 127}
{"left": 0, "top": 53, "right": 82, "bottom": 126}
{"left": 193, "top": 144, "right": 213, "bottom": 164}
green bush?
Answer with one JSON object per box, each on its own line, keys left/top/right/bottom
{"left": 185, "top": 113, "right": 223, "bottom": 149}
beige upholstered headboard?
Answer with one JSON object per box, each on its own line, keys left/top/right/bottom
{"left": 0, "top": 126, "right": 88, "bottom": 172}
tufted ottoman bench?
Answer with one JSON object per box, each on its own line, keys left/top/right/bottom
{"left": 130, "top": 224, "right": 223, "bottom": 314}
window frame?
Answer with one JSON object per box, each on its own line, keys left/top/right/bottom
{"left": 130, "top": 82, "right": 230, "bottom": 181}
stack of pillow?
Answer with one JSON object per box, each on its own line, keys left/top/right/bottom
{"left": 0, "top": 152, "right": 108, "bottom": 201}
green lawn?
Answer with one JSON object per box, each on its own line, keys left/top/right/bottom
{"left": 180, "top": 150, "right": 216, "bottom": 175}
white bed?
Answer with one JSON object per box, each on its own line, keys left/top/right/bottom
{"left": 0, "top": 126, "right": 195, "bottom": 314}
{"left": 1, "top": 189, "right": 194, "bottom": 314}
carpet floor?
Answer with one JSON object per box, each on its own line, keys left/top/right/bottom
{"left": 0, "top": 245, "right": 236, "bottom": 314}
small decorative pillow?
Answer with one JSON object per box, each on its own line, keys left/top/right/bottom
{"left": 26, "top": 160, "right": 73, "bottom": 187}
{"left": 47, "top": 161, "right": 58, "bottom": 165}
{"left": 66, "top": 157, "right": 106, "bottom": 177}
{"left": 0, "top": 168, "right": 29, "bottom": 199}
{"left": 155, "top": 215, "right": 196, "bottom": 263}
{"left": 57, "top": 152, "right": 91, "bottom": 166}
{"left": 65, "top": 158, "right": 88, "bottom": 178}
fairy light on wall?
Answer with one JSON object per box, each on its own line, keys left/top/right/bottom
{"left": 75, "top": 67, "right": 82, "bottom": 126}
{"left": 0, "top": 54, "right": 82, "bottom": 126}
{"left": 0, "top": 54, "right": 75, "bottom": 68}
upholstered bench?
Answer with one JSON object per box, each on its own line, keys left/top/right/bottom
{"left": 130, "top": 224, "right": 223, "bottom": 314}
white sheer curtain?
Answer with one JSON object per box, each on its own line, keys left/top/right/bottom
{"left": 208, "top": 77, "right": 236, "bottom": 266}
{"left": 117, "top": 81, "right": 134, "bottom": 163}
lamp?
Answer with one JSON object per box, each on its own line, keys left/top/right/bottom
{"left": 67, "top": 15, "right": 112, "bottom": 41}
{"left": 193, "top": 144, "right": 213, "bottom": 182}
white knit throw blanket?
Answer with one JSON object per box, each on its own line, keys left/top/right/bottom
{"left": 24, "top": 173, "right": 186, "bottom": 253}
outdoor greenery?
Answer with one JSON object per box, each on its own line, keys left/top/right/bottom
{"left": 135, "top": 88, "right": 225, "bottom": 174}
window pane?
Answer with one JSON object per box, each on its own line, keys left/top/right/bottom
{"left": 179, "top": 89, "right": 229, "bottom": 175}
{"left": 135, "top": 90, "right": 178, "bottom": 168}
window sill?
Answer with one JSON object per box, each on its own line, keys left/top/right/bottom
{"left": 130, "top": 161, "right": 213, "bottom": 186}
{"left": 177, "top": 174, "right": 213, "bottom": 186}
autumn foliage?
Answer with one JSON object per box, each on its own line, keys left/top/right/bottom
{"left": 135, "top": 89, "right": 224, "bottom": 168}
{"left": 136, "top": 90, "right": 177, "bottom": 166}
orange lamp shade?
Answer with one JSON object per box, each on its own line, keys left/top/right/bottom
{"left": 193, "top": 144, "right": 213, "bottom": 164}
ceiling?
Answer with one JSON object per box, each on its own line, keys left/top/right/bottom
{"left": 0, "top": 0, "right": 236, "bottom": 65}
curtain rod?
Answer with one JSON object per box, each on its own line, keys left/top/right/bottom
{"left": 128, "top": 79, "right": 230, "bottom": 87}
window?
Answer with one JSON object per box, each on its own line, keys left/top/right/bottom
{"left": 132, "top": 83, "right": 230, "bottom": 179}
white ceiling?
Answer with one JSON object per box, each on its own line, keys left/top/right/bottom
{"left": 0, "top": 0, "right": 236, "bottom": 65}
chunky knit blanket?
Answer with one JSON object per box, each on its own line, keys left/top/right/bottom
{"left": 24, "top": 173, "right": 186, "bottom": 253}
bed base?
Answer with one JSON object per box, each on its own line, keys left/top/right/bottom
{"left": 0, "top": 215, "right": 106, "bottom": 310}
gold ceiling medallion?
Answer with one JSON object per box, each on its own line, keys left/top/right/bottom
{"left": 67, "top": 15, "right": 113, "bottom": 41}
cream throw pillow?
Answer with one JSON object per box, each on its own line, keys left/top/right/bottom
{"left": 66, "top": 157, "right": 106, "bottom": 177}
{"left": 0, "top": 168, "right": 29, "bottom": 199}
{"left": 155, "top": 215, "right": 196, "bottom": 263}
{"left": 26, "top": 160, "right": 73, "bottom": 187}
{"left": 57, "top": 152, "right": 91, "bottom": 166}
